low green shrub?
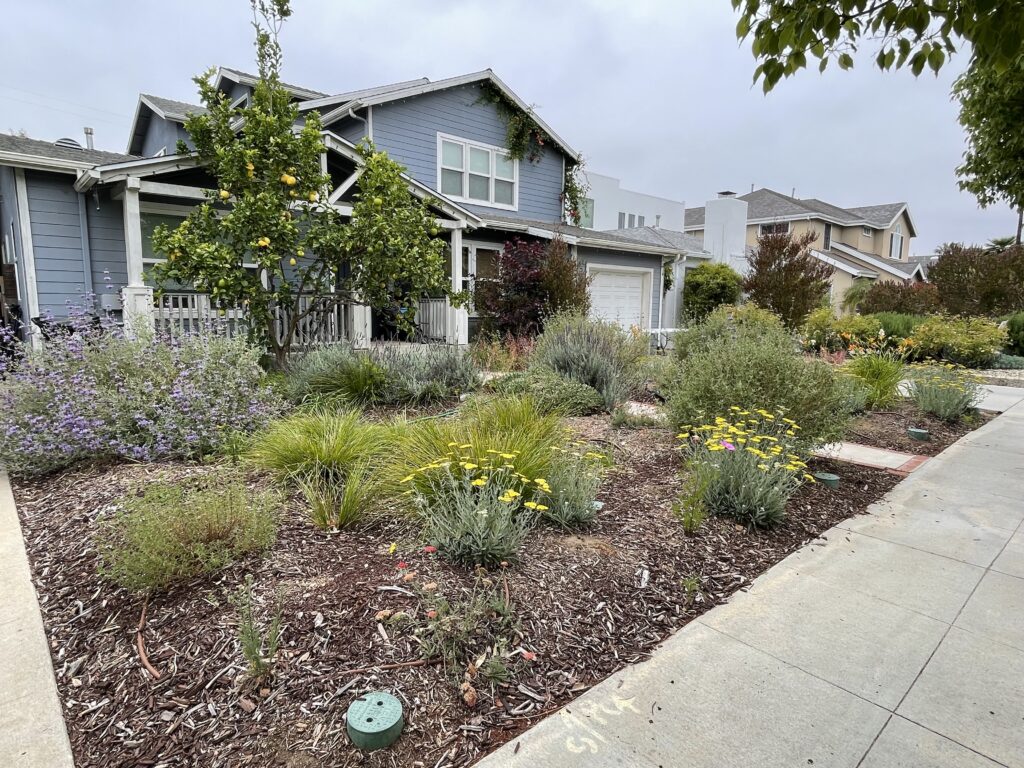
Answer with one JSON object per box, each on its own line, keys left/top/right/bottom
{"left": 538, "top": 452, "right": 604, "bottom": 530}
{"left": 492, "top": 368, "right": 604, "bottom": 416}
{"left": 530, "top": 313, "right": 648, "bottom": 411}
{"left": 801, "top": 308, "right": 884, "bottom": 353}
{"left": 1005, "top": 313, "right": 1024, "bottom": 356}
{"left": 416, "top": 578, "right": 516, "bottom": 670}
{"left": 287, "top": 344, "right": 479, "bottom": 406}
{"left": 844, "top": 352, "right": 905, "bottom": 409}
{"left": 672, "top": 471, "right": 710, "bottom": 534}
{"left": 231, "top": 575, "right": 283, "bottom": 680}
{"left": 675, "top": 304, "right": 790, "bottom": 360}
{"left": 468, "top": 334, "right": 535, "bottom": 372}
{"left": 681, "top": 262, "right": 743, "bottom": 322}
{"left": 907, "top": 363, "right": 984, "bottom": 421}
{"left": 993, "top": 353, "right": 1024, "bottom": 369}
{"left": 679, "top": 411, "right": 812, "bottom": 528}
{"left": 98, "top": 475, "right": 278, "bottom": 592}
{"left": 667, "top": 334, "right": 852, "bottom": 447}
{"left": 409, "top": 465, "right": 536, "bottom": 567}
{"left": 908, "top": 316, "right": 1006, "bottom": 368}
{"left": 872, "top": 312, "right": 926, "bottom": 341}
{"left": 835, "top": 373, "right": 871, "bottom": 414}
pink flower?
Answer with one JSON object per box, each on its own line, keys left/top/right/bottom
{"left": 397, "top": 561, "right": 408, "bottom": 570}
{"left": 522, "top": 650, "right": 536, "bottom": 661}
{"left": 423, "top": 545, "right": 437, "bottom": 554}
{"left": 721, "top": 441, "right": 736, "bottom": 451}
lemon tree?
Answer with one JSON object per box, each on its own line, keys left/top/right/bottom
{"left": 151, "top": 0, "right": 449, "bottom": 367}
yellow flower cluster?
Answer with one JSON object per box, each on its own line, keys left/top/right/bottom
{"left": 678, "top": 407, "right": 814, "bottom": 482}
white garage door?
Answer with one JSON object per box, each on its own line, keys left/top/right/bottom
{"left": 589, "top": 268, "right": 647, "bottom": 329}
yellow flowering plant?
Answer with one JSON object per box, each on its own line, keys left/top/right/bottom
{"left": 906, "top": 362, "right": 984, "bottom": 422}
{"left": 678, "top": 407, "right": 813, "bottom": 528}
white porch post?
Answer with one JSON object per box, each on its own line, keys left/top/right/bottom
{"left": 12, "top": 168, "right": 42, "bottom": 348}
{"left": 350, "top": 303, "right": 372, "bottom": 349}
{"left": 448, "top": 226, "right": 468, "bottom": 345}
{"left": 120, "top": 177, "right": 154, "bottom": 336}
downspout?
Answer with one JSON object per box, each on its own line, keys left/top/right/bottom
{"left": 77, "top": 192, "right": 94, "bottom": 299}
{"left": 347, "top": 108, "right": 369, "bottom": 142}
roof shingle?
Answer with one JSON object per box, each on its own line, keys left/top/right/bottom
{"left": 0, "top": 133, "right": 135, "bottom": 166}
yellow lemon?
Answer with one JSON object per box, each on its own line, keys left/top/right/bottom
{"left": 289, "top": 257, "right": 297, "bottom": 266}
{"left": 219, "top": 189, "right": 230, "bottom": 200}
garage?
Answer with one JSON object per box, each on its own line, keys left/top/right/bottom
{"left": 587, "top": 265, "right": 652, "bottom": 330}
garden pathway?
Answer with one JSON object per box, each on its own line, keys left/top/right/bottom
{"left": 0, "top": 471, "right": 75, "bottom": 767}
{"left": 477, "top": 396, "right": 1024, "bottom": 768}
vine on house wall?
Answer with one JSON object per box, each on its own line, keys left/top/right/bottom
{"left": 477, "top": 81, "right": 590, "bottom": 227}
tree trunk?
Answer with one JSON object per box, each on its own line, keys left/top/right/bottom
{"left": 1016, "top": 206, "right": 1023, "bottom": 246}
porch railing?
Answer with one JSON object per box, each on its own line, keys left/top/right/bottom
{"left": 154, "top": 292, "right": 348, "bottom": 348}
{"left": 415, "top": 297, "right": 448, "bottom": 343}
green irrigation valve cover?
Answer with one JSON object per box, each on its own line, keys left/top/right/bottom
{"left": 346, "top": 691, "right": 404, "bottom": 751}
{"left": 814, "top": 471, "right": 840, "bottom": 489}
{"left": 908, "top": 427, "right": 930, "bottom": 441}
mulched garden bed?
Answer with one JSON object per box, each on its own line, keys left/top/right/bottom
{"left": 14, "top": 425, "right": 899, "bottom": 768}
{"left": 847, "top": 400, "right": 993, "bottom": 456}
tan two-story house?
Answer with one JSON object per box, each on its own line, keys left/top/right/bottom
{"left": 684, "top": 188, "right": 920, "bottom": 310}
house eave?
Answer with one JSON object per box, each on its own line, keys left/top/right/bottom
{"left": 0, "top": 150, "right": 92, "bottom": 174}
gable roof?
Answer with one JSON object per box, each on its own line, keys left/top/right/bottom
{"left": 481, "top": 214, "right": 688, "bottom": 257}
{"left": 127, "top": 94, "right": 207, "bottom": 155}
{"left": 0, "top": 133, "right": 135, "bottom": 173}
{"left": 685, "top": 188, "right": 915, "bottom": 236}
{"left": 215, "top": 66, "right": 327, "bottom": 100}
{"left": 605, "top": 226, "right": 709, "bottom": 255}
{"left": 830, "top": 242, "right": 915, "bottom": 279}
{"left": 314, "top": 69, "right": 580, "bottom": 161}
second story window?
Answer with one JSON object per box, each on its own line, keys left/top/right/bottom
{"left": 438, "top": 134, "right": 517, "bottom": 210}
{"left": 759, "top": 221, "right": 790, "bottom": 236}
{"left": 862, "top": 225, "right": 873, "bottom": 237}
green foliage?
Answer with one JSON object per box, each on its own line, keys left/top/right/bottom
{"left": 907, "top": 364, "right": 984, "bottom": 421}
{"left": 672, "top": 472, "right": 710, "bottom": 535}
{"left": 860, "top": 281, "right": 941, "bottom": 315}
{"left": 675, "top": 304, "right": 790, "bottom": 360}
{"left": 294, "top": 462, "right": 376, "bottom": 529}
{"left": 844, "top": 352, "right": 905, "bottom": 409}
{"left": 287, "top": 344, "right": 479, "bottom": 407}
{"left": 928, "top": 244, "right": 1024, "bottom": 317}
{"left": 150, "top": 3, "right": 450, "bottom": 365}
{"left": 468, "top": 334, "right": 535, "bottom": 372}
{"left": 493, "top": 368, "right": 605, "bottom": 416}
{"left": 910, "top": 316, "right": 1006, "bottom": 368}
{"left": 993, "top": 353, "right": 1024, "bottom": 369}
{"left": 840, "top": 277, "right": 873, "bottom": 313}
{"left": 733, "top": 0, "right": 1024, "bottom": 92}
{"left": 835, "top": 373, "right": 870, "bottom": 415}
{"left": 530, "top": 313, "right": 648, "bottom": 411}
{"left": 410, "top": 465, "right": 536, "bottom": 567}
{"left": 1006, "top": 313, "right": 1024, "bottom": 355}
{"left": 955, "top": 61, "right": 1024, "bottom": 215}
{"left": 391, "top": 396, "right": 564, "bottom": 505}
{"left": 417, "top": 578, "right": 516, "bottom": 671}
{"left": 873, "top": 312, "right": 927, "bottom": 340}
{"left": 231, "top": 574, "right": 283, "bottom": 679}
{"left": 681, "top": 263, "right": 743, "bottom": 322}
{"left": 679, "top": 411, "right": 811, "bottom": 529}
{"left": 667, "top": 334, "right": 852, "bottom": 447}
{"left": 538, "top": 452, "right": 603, "bottom": 530}
{"left": 98, "top": 475, "right": 278, "bottom": 592}
{"left": 744, "top": 231, "right": 834, "bottom": 328}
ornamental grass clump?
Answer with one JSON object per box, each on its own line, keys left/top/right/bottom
{"left": 538, "top": 448, "right": 606, "bottom": 529}
{"left": 907, "top": 363, "right": 984, "bottom": 422}
{"left": 679, "top": 408, "right": 814, "bottom": 529}
{"left": 844, "top": 352, "right": 905, "bottom": 409}
{"left": 492, "top": 368, "right": 604, "bottom": 416}
{"left": 98, "top": 474, "right": 279, "bottom": 592}
{"left": 0, "top": 314, "right": 281, "bottom": 477}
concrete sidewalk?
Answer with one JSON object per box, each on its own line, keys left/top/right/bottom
{"left": 0, "top": 471, "right": 75, "bottom": 767}
{"left": 480, "top": 399, "right": 1024, "bottom": 768}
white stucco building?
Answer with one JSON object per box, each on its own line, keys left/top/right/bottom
{"left": 581, "top": 172, "right": 686, "bottom": 231}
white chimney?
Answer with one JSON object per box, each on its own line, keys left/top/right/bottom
{"left": 703, "top": 193, "right": 749, "bottom": 273}
{"left": 83, "top": 127, "right": 94, "bottom": 150}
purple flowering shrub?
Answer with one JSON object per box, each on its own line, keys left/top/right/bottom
{"left": 0, "top": 308, "right": 282, "bottom": 476}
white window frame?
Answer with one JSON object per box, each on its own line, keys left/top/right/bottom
{"left": 889, "top": 222, "right": 904, "bottom": 260}
{"left": 139, "top": 203, "right": 257, "bottom": 269}
{"left": 758, "top": 221, "right": 790, "bottom": 236}
{"left": 436, "top": 133, "right": 518, "bottom": 211}
{"left": 862, "top": 225, "right": 873, "bottom": 237}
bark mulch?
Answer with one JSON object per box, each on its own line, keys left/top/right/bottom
{"left": 847, "top": 401, "right": 993, "bottom": 457}
{"left": 14, "top": 424, "right": 899, "bottom": 768}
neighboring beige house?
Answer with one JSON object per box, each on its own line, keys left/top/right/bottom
{"left": 684, "top": 188, "right": 919, "bottom": 311}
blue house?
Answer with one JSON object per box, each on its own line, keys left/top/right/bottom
{"left": 0, "top": 68, "right": 692, "bottom": 347}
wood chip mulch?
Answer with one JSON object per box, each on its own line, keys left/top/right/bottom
{"left": 846, "top": 401, "right": 994, "bottom": 456}
{"left": 13, "top": 423, "right": 900, "bottom": 768}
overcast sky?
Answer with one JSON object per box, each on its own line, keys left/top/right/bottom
{"left": 2, "top": 0, "right": 1015, "bottom": 253}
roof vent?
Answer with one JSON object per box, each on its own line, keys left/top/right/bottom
{"left": 717, "top": 190, "right": 736, "bottom": 198}
{"left": 54, "top": 137, "right": 84, "bottom": 150}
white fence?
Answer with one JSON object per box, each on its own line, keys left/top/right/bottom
{"left": 154, "top": 292, "right": 348, "bottom": 348}
{"left": 415, "top": 297, "right": 449, "bottom": 343}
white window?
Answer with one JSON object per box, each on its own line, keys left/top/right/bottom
{"left": 823, "top": 223, "right": 832, "bottom": 249}
{"left": 758, "top": 221, "right": 790, "bottom": 236}
{"left": 579, "top": 198, "right": 595, "bottom": 228}
{"left": 628, "top": 213, "right": 636, "bottom": 228}
{"left": 638, "top": 215, "right": 646, "bottom": 227}
{"left": 889, "top": 222, "right": 904, "bottom": 260}
{"left": 617, "top": 212, "right": 626, "bottom": 228}
{"left": 862, "top": 225, "right": 873, "bottom": 237}
{"left": 437, "top": 134, "right": 517, "bottom": 210}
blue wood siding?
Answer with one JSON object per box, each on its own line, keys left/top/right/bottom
{"left": 331, "top": 84, "right": 566, "bottom": 222}
{"left": 141, "top": 117, "right": 191, "bottom": 157}
{"left": 86, "top": 189, "right": 128, "bottom": 299}
{"left": 24, "top": 171, "right": 89, "bottom": 316}
{"left": 577, "top": 246, "right": 663, "bottom": 325}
